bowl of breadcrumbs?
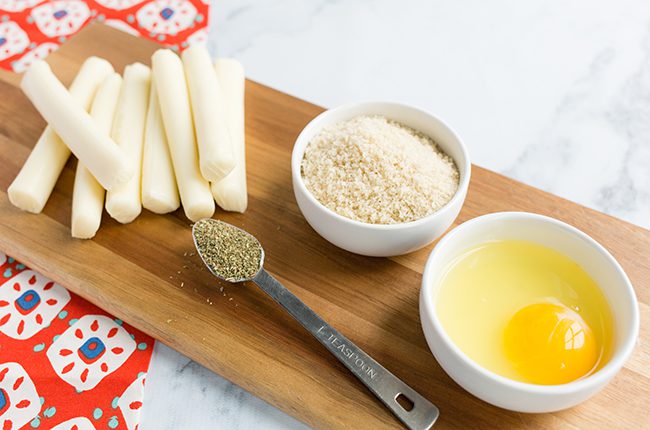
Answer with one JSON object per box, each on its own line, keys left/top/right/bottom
{"left": 292, "top": 102, "right": 471, "bottom": 257}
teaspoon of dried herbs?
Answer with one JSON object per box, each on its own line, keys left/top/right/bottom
{"left": 192, "top": 219, "right": 263, "bottom": 282}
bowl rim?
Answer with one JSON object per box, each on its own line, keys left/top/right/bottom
{"left": 420, "top": 211, "right": 640, "bottom": 395}
{"left": 291, "top": 101, "right": 472, "bottom": 231}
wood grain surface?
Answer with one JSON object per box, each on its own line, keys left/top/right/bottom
{"left": 0, "top": 24, "right": 648, "bottom": 429}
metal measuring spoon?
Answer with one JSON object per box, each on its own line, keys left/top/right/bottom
{"left": 192, "top": 219, "right": 439, "bottom": 430}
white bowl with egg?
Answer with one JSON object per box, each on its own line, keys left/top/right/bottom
{"left": 291, "top": 102, "right": 471, "bottom": 257}
{"left": 419, "top": 212, "right": 639, "bottom": 412}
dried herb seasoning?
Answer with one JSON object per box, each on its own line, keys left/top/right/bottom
{"left": 192, "top": 219, "right": 263, "bottom": 282}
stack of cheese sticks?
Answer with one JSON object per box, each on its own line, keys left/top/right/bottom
{"left": 7, "top": 46, "right": 247, "bottom": 239}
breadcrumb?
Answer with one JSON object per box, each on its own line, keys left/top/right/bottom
{"left": 301, "top": 115, "right": 459, "bottom": 224}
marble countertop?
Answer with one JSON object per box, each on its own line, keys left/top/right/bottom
{"left": 140, "top": 1, "right": 650, "bottom": 428}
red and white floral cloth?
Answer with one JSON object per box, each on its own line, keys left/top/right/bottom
{"left": 0, "top": 0, "right": 210, "bottom": 72}
{"left": 0, "top": 2, "right": 211, "bottom": 427}
{"left": 0, "top": 253, "right": 155, "bottom": 430}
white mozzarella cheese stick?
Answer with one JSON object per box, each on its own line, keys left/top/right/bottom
{"left": 211, "top": 59, "right": 247, "bottom": 213}
{"left": 141, "top": 77, "right": 180, "bottom": 214}
{"left": 105, "top": 63, "right": 151, "bottom": 223}
{"left": 8, "top": 57, "right": 113, "bottom": 213}
{"left": 182, "top": 45, "right": 235, "bottom": 182}
{"left": 151, "top": 49, "right": 214, "bottom": 221}
{"left": 20, "top": 60, "right": 134, "bottom": 191}
{"left": 71, "top": 73, "right": 122, "bottom": 239}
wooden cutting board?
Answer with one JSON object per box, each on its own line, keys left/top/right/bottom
{"left": 0, "top": 24, "right": 648, "bottom": 429}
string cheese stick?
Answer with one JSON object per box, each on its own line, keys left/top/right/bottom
{"left": 8, "top": 57, "right": 113, "bottom": 213}
{"left": 105, "top": 63, "right": 151, "bottom": 223}
{"left": 182, "top": 44, "right": 235, "bottom": 182}
{"left": 71, "top": 73, "right": 122, "bottom": 239}
{"left": 141, "top": 77, "right": 180, "bottom": 214}
{"left": 211, "top": 59, "right": 247, "bottom": 213}
{"left": 151, "top": 49, "right": 214, "bottom": 221}
{"left": 20, "top": 60, "right": 133, "bottom": 191}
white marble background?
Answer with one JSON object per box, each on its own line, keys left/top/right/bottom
{"left": 140, "top": 1, "right": 650, "bottom": 428}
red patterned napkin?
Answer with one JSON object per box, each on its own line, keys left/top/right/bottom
{"left": 0, "top": 253, "right": 154, "bottom": 430}
{"left": 0, "top": 1, "right": 212, "bottom": 427}
{"left": 0, "top": 2, "right": 211, "bottom": 427}
{"left": 0, "top": 0, "right": 210, "bottom": 72}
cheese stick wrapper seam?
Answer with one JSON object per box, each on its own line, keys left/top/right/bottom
{"left": 182, "top": 45, "right": 235, "bottom": 182}
{"left": 151, "top": 49, "right": 214, "bottom": 221}
{"left": 141, "top": 76, "right": 180, "bottom": 214}
{"left": 20, "top": 60, "right": 134, "bottom": 191}
{"left": 8, "top": 56, "right": 113, "bottom": 213}
{"left": 211, "top": 59, "right": 247, "bottom": 213}
{"left": 105, "top": 63, "right": 151, "bottom": 223}
{"left": 71, "top": 73, "right": 122, "bottom": 239}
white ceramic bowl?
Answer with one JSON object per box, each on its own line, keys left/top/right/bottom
{"left": 420, "top": 212, "right": 639, "bottom": 413}
{"left": 291, "top": 102, "right": 471, "bottom": 257}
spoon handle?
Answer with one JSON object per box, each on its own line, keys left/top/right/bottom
{"left": 253, "top": 269, "right": 439, "bottom": 430}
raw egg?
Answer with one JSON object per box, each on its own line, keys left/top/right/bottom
{"left": 436, "top": 240, "right": 613, "bottom": 385}
{"left": 503, "top": 303, "right": 598, "bottom": 385}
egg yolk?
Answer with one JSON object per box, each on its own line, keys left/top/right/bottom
{"left": 503, "top": 303, "right": 599, "bottom": 385}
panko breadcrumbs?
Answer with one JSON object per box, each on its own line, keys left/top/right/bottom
{"left": 301, "top": 115, "right": 459, "bottom": 224}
